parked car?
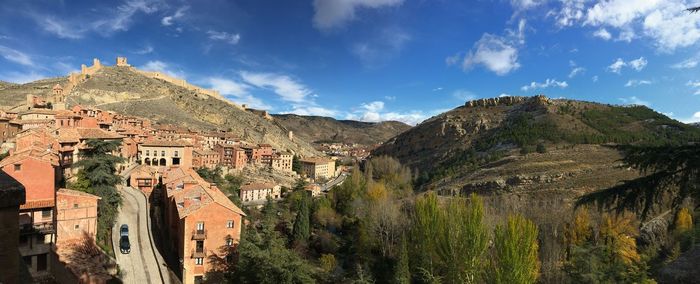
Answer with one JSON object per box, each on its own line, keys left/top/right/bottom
{"left": 119, "top": 224, "right": 130, "bottom": 254}
{"left": 120, "top": 224, "right": 129, "bottom": 237}
{"left": 120, "top": 235, "right": 131, "bottom": 254}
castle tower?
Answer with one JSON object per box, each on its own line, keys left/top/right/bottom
{"left": 116, "top": 57, "right": 130, "bottom": 67}
{"left": 52, "top": 84, "right": 66, "bottom": 110}
{"left": 93, "top": 58, "right": 101, "bottom": 68}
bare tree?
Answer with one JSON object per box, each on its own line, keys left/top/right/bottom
{"left": 688, "top": 6, "right": 700, "bottom": 13}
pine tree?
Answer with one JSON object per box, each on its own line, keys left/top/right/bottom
{"left": 487, "top": 214, "right": 540, "bottom": 284}
{"left": 292, "top": 194, "right": 311, "bottom": 244}
{"left": 73, "top": 139, "right": 124, "bottom": 249}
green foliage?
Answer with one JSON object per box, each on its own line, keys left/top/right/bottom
{"left": 411, "top": 192, "right": 489, "bottom": 283}
{"left": 229, "top": 221, "right": 316, "bottom": 283}
{"left": 536, "top": 143, "right": 547, "bottom": 153}
{"left": 0, "top": 151, "right": 9, "bottom": 161}
{"left": 394, "top": 237, "right": 410, "bottom": 284}
{"left": 72, "top": 139, "right": 124, "bottom": 249}
{"left": 486, "top": 214, "right": 539, "bottom": 284}
{"left": 367, "top": 156, "right": 413, "bottom": 195}
{"left": 577, "top": 144, "right": 700, "bottom": 218}
{"left": 292, "top": 155, "right": 302, "bottom": 174}
{"left": 292, "top": 193, "right": 311, "bottom": 244}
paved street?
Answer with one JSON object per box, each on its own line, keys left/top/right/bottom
{"left": 322, "top": 172, "right": 347, "bottom": 191}
{"left": 112, "top": 167, "right": 172, "bottom": 284}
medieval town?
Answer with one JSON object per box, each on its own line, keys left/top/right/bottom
{"left": 0, "top": 57, "right": 345, "bottom": 284}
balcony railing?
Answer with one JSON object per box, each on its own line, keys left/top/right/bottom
{"left": 20, "top": 221, "right": 55, "bottom": 235}
{"left": 192, "top": 229, "right": 207, "bottom": 240}
{"left": 191, "top": 245, "right": 207, "bottom": 258}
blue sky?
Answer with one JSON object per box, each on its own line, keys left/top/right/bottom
{"left": 0, "top": 0, "right": 699, "bottom": 125}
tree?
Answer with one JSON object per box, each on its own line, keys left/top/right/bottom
{"left": 73, "top": 139, "right": 125, "bottom": 249}
{"left": 229, "top": 221, "right": 316, "bottom": 283}
{"left": 292, "top": 193, "right": 311, "bottom": 244}
{"left": 536, "top": 143, "right": 547, "bottom": 153}
{"left": 577, "top": 145, "right": 700, "bottom": 219}
{"left": 486, "top": 214, "right": 539, "bottom": 284}
{"left": 394, "top": 236, "right": 410, "bottom": 284}
{"left": 688, "top": 6, "right": 700, "bottom": 13}
{"left": 292, "top": 155, "right": 302, "bottom": 174}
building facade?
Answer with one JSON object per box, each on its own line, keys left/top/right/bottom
{"left": 55, "top": 188, "right": 100, "bottom": 245}
{"left": 139, "top": 140, "right": 193, "bottom": 168}
{"left": 240, "top": 182, "right": 281, "bottom": 203}
{"left": 300, "top": 157, "right": 336, "bottom": 180}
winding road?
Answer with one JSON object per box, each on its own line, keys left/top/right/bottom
{"left": 112, "top": 168, "right": 172, "bottom": 284}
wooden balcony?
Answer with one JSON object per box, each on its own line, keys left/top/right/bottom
{"left": 191, "top": 245, "right": 207, "bottom": 258}
{"left": 20, "top": 221, "right": 55, "bottom": 235}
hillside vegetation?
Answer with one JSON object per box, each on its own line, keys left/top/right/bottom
{"left": 273, "top": 114, "right": 410, "bottom": 145}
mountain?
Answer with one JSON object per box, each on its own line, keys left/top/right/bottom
{"left": 692, "top": 122, "right": 700, "bottom": 128}
{"left": 372, "top": 95, "right": 700, "bottom": 281}
{"left": 272, "top": 114, "right": 411, "bottom": 145}
{"left": 0, "top": 65, "right": 318, "bottom": 156}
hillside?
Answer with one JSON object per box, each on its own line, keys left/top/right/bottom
{"left": 372, "top": 95, "right": 700, "bottom": 281}
{"left": 0, "top": 66, "right": 318, "bottom": 156}
{"left": 272, "top": 114, "right": 410, "bottom": 145}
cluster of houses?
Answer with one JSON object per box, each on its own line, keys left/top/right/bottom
{"left": 0, "top": 98, "right": 337, "bottom": 283}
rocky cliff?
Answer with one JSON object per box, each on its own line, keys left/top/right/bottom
{"left": 272, "top": 114, "right": 411, "bottom": 145}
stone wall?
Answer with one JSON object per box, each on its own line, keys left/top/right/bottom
{"left": 135, "top": 70, "right": 229, "bottom": 101}
{"left": 464, "top": 95, "right": 551, "bottom": 108}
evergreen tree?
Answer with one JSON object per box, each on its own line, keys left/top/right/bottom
{"left": 73, "top": 139, "right": 125, "bottom": 249}
{"left": 292, "top": 193, "right": 311, "bottom": 244}
{"left": 577, "top": 144, "right": 700, "bottom": 218}
{"left": 487, "top": 214, "right": 540, "bottom": 284}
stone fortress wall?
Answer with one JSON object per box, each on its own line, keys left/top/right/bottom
{"left": 63, "top": 57, "right": 244, "bottom": 109}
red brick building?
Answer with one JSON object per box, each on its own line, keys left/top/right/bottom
{"left": 0, "top": 146, "right": 60, "bottom": 279}
{"left": 160, "top": 167, "right": 245, "bottom": 284}
{"left": 214, "top": 144, "right": 247, "bottom": 170}
{"left": 55, "top": 188, "right": 100, "bottom": 245}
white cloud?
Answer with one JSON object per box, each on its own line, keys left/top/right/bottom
{"left": 521, "top": 78, "right": 568, "bottom": 91}
{"left": 618, "top": 96, "right": 650, "bottom": 106}
{"left": 0, "top": 71, "right": 45, "bottom": 84}
{"left": 624, "top": 79, "right": 652, "bottom": 87}
{"left": 207, "top": 30, "right": 241, "bottom": 45}
{"left": 687, "top": 80, "right": 700, "bottom": 95}
{"left": 351, "top": 28, "right": 410, "bottom": 67}
{"left": 161, "top": 6, "right": 189, "bottom": 26}
{"left": 33, "top": 0, "right": 162, "bottom": 38}
{"left": 679, "top": 111, "right": 700, "bottom": 123}
{"left": 140, "top": 60, "right": 186, "bottom": 79}
{"left": 593, "top": 28, "right": 612, "bottom": 40}
{"left": 345, "top": 100, "right": 430, "bottom": 125}
{"left": 0, "top": 45, "right": 34, "bottom": 67}
{"left": 568, "top": 66, "right": 586, "bottom": 78}
{"left": 207, "top": 77, "right": 270, "bottom": 110}
{"left": 629, "top": 57, "right": 648, "bottom": 71}
{"left": 91, "top": 0, "right": 162, "bottom": 35}
{"left": 284, "top": 105, "right": 339, "bottom": 117}
{"left": 607, "top": 58, "right": 626, "bottom": 74}
{"left": 134, "top": 44, "right": 154, "bottom": 55}
{"left": 549, "top": 0, "right": 700, "bottom": 52}
{"left": 452, "top": 89, "right": 477, "bottom": 101}
{"left": 40, "top": 17, "right": 85, "bottom": 39}
{"left": 511, "top": 0, "right": 546, "bottom": 11}
{"left": 240, "top": 72, "right": 312, "bottom": 103}
{"left": 461, "top": 34, "right": 521, "bottom": 76}
{"left": 592, "top": 75, "right": 599, "bottom": 82}
{"left": 499, "top": 93, "right": 511, "bottom": 97}
{"left": 672, "top": 56, "right": 699, "bottom": 69}
{"left": 312, "top": 0, "right": 404, "bottom": 31}
{"left": 432, "top": 87, "right": 443, "bottom": 92}
{"left": 606, "top": 57, "right": 647, "bottom": 74}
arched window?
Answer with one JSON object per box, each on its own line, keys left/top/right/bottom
{"left": 159, "top": 158, "right": 166, "bottom": 166}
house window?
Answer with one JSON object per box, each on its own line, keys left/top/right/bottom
{"left": 174, "top": 151, "right": 179, "bottom": 157}
{"left": 195, "top": 257, "right": 204, "bottom": 265}
{"left": 14, "top": 164, "right": 21, "bottom": 171}
{"left": 145, "top": 150, "right": 149, "bottom": 156}
{"left": 194, "top": 276, "right": 204, "bottom": 284}
{"left": 196, "top": 222, "right": 205, "bottom": 231}
{"left": 161, "top": 151, "right": 165, "bottom": 156}
{"left": 226, "top": 238, "right": 233, "bottom": 246}
{"left": 74, "top": 224, "right": 80, "bottom": 230}
{"left": 226, "top": 220, "right": 234, "bottom": 228}
{"left": 37, "top": 253, "right": 48, "bottom": 271}
{"left": 73, "top": 203, "right": 79, "bottom": 208}
{"left": 41, "top": 209, "right": 51, "bottom": 219}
